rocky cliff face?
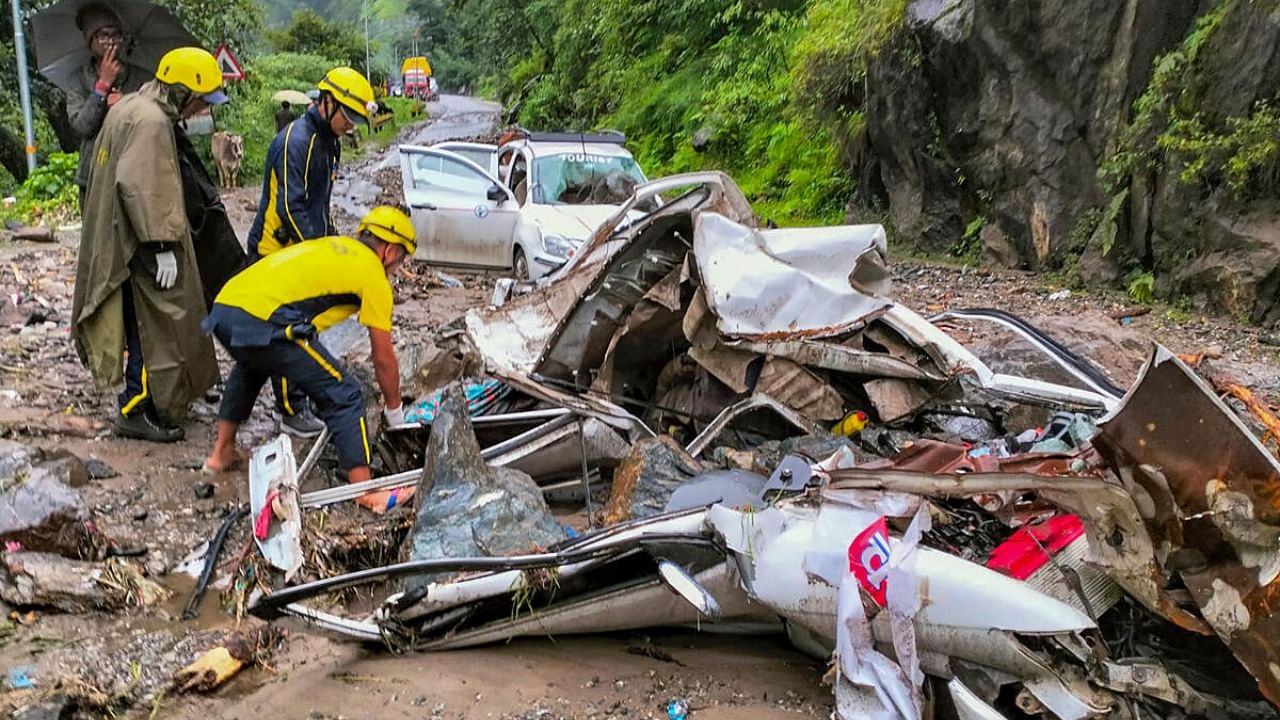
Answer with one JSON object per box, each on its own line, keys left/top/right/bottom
{"left": 854, "top": 0, "right": 1280, "bottom": 327}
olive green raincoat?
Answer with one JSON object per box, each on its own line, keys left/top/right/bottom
{"left": 72, "top": 80, "right": 218, "bottom": 418}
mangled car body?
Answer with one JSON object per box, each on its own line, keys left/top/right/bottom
{"left": 251, "top": 173, "right": 1280, "bottom": 720}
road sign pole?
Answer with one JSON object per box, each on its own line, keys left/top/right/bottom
{"left": 11, "top": 0, "right": 37, "bottom": 173}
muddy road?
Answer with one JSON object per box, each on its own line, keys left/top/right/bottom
{"left": 0, "top": 97, "right": 830, "bottom": 720}
{"left": 1, "top": 95, "right": 1279, "bottom": 719}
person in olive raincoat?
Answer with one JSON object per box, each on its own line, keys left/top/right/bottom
{"left": 72, "top": 47, "right": 230, "bottom": 443}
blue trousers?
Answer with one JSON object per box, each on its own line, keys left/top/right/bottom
{"left": 118, "top": 282, "right": 151, "bottom": 417}
{"left": 213, "top": 329, "right": 372, "bottom": 470}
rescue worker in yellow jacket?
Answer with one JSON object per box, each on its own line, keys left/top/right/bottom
{"left": 244, "top": 66, "right": 375, "bottom": 439}
{"left": 202, "top": 207, "right": 413, "bottom": 511}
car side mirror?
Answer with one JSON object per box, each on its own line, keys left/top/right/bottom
{"left": 486, "top": 184, "right": 505, "bottom": 202}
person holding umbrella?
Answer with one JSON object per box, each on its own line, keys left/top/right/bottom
{"left": 72, "top": 47, "right": 230, "bottom": 442}
{"left": 275, "top": 100, "right": 295, "bottom": 132}
{"left": 64, "top": 3, "right": 149, "bottom": 208}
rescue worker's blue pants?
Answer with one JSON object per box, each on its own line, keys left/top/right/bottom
{"left": 272, "top": 376, "right": 310, "bottom": 419}
{"left": 213, "top": 333, "right": 372, "bottom": 470}
{"left": 118, "top": 281, "right": 152, "bottom": 417}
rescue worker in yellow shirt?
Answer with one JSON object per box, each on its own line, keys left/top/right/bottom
{"left": 245, "top": 66, "right": 376, "bottom": 439}
{"left": 202, "top": 207, "right": 413, "bottom": 512}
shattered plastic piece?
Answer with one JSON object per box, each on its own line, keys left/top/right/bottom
{"left": 248, "top": 435, "right": 302, "bottom": 581}
{"left": 175, "top": 646, "right": 245, "bottom": 693}
{"left": 404, "top": 378, "right": 512, "bottom": 424}
{"left": 404, "top": 384, "right": 563, "bottom": 589}
{"left": 666, "top": 699, "right": 689, "bottom": 720}
{"left": 434, "top": 271, "right": 462, "bottom": 288}
{"left": 7, "top": 665, "right": 34, "bottom": 690}
{"left": 602, "top": 436, "right": 706, "bottom": 525}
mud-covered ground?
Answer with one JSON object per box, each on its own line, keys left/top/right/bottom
{"left": 0, "top": 96, "right": 1277, "bottom": 719}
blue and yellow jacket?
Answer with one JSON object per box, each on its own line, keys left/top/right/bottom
{"left": 247, "top": 106, "right": 341, "bottom": 257}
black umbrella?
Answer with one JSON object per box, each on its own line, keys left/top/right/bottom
{"left": 31, "top": 0, "right": 197, "bottom": 92}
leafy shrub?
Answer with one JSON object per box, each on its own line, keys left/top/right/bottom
{"left": 0, "top": 152, "right": 80, "bottom": 226}
{"left": 950, "top": 215, "right": 984, "bottom": 261}
{"left": 213, "top": 52, "right": 341, "bottom": 186}
{"left": 1127, "top": 271, "right": 1155, "bottom": 304}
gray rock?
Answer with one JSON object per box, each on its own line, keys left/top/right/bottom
{"left": 980, "top": 223, "right": 1019, "bottom": 269}
{"left": 692, "top": 126, "right": 716, "bottom": 153}
{"left": 28, "top": 453, "right": 90, "bottom": 488}
{"left": 404, "top": 384, "right": 562, "bottom": 588}
{"left": 84, "top": 458, "right": 119, "bottom": 480}
{"left": 0, "top": 467, "right": 97, "bottom": 558}
{"left": 0, "top": 552, "right": 110, "bottom": 612}
{"left": 602, "top": 436, "right": 706, "bottom": 525}
{"left": 0, "top": 439, "right": 42, "bottom": 481}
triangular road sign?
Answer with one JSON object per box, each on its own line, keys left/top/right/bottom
{"left": 214, "top": 43, "right": 244, "bottom": 81}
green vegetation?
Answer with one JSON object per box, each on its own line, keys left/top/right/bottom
{"left": 215, "top": 52, "right": 340, "bottom": 186}
{"left": 0, "top": 151, "right": 79, "bottom": 226}
{"left": 267, "top": 10, "right": 366, "bottom": 71}
{"left": 950, "top": 215, "right": 984, "bottom": 263}
{"left": 1100, "top": 0, "right": 1280, "bottom": 201}
{"left": 415, "top": 0, "right": 909, "bottom": 225}
{"left": 1126, "top": 271, "right": 1155, "bottom": 305}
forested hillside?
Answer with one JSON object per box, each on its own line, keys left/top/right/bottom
{"left": 422, "top": 0, "right": 1280, "bottom": 324}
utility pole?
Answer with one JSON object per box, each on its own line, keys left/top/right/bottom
{"left": 11, "top": 0, "right": 37, "bottom": 173}
{"left": 363, "top": 0, "right": 370, "bottom": 81}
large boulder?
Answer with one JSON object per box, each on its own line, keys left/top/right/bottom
{"left": 403, "top": 384, "right": 562, "bottom": 587}
{"left": 0, "top": 458, "right": 98, "bottom": 558}
{"left": 860, "top": 0, "right": 1199, "bottom": 263}
{"left": 602, "top": 436, "right": 707, "bottom": 526}
{"left": 856, "top": 0, "right": 1280, "bottom": 319}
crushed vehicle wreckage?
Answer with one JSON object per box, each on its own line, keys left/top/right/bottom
{"left": 241, "top": 173, "right": 1280, "bottom": 719}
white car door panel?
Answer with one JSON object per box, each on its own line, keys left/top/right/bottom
{"left": 398, "top": 146, "right": 518, "bottom": 268}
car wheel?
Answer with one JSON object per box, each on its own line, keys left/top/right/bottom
{"left": 513, "top": 247, "right": 529, "bottom": 281}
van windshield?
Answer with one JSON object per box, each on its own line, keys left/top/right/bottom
{"left": 533, "top": 152, "right": 646, "bottom": 205}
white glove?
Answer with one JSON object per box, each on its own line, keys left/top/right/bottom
{"left": 382, "top": 404, "right": 406, "bottom": 427}
{"left": 155, "top": 251, "right": 178, "bottom": 289}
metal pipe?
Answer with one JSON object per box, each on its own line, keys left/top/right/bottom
{"left": 11, "top": 0, "right": 37, "bottom": 172}
{"left": 576, "top": 415, "right": 594, "bottom": 528}
{"left": 363, "top": 2, "right": 370, "bottom": 81}
{"left": 300, "top": 415, "right": 582, "bottom": 508}
{"left": 250, "top": 532, "right": 719, "bottom": 618}
{"left": 297, "top": 427, "right": 331, "bottom": 483}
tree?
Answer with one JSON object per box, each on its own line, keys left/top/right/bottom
{"left": 267, "top": 9, "right": 365, "bottom": 69}
{"left": 0, "top": 0, "right": 264, "bottom": 184}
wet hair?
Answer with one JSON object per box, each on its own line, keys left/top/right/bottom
{"left": 281, "top": 101, "right": 291, "bottom": 109}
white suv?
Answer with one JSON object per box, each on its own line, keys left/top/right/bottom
{"left": 397, "top": 131, "right": 648, "bottom": 279}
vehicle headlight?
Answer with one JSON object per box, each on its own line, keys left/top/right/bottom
{"left": 541, "top": 233, "right": 577, "bottom": 259}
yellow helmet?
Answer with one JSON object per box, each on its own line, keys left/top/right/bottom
{"left": 155, "top": 47, "right": 226, "bottom": 99}
{"left": 317, "top": 67, "right": 374, "bottom": 126}
{"left": 358, "top": 206, "right": 416, "bottom": 255}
